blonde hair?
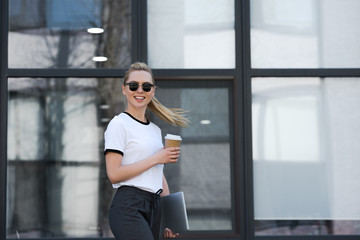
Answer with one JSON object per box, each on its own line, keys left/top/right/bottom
{"left": 124, "top": 62, "right": 189, "bottom": 127}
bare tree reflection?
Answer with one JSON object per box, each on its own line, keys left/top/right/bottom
{"left": 8, "top": 0, "right": 131, "bottom": 237}
{"left": 96, "top": 0, "right": 131, "bottom": 237}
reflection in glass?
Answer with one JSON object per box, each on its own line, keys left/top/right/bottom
{"left": 7, "top": 78, "right": 233, "bottom": 237}
{"left": 7, "top": 77, "right": 124, "bottom": 238}
{"left": 9, "top": 0, "right": 132, "bottom": 68}
{"left": 153, "top": 85, "right": 232, "bottom": 230}
{"left": 148, "top": 0, "right": 235, "bottom": 69}
{"left": 251, "top": 0, "right": 360, "bottom": 68}
{"left": 252, "top": 77, "right": 360, "bottom": 235}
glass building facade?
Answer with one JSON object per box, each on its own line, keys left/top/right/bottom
{"left": 1, "top": 1, "right": 360, "bottom": 240}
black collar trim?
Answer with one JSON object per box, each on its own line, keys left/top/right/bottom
{"left": 124, "top": 112, "right": 150, "bottom": 125}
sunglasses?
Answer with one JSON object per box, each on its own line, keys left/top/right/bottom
{"left": 124, "top": 82, "right": 155, "bottom": 92}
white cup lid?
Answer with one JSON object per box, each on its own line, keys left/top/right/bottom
{"left": 165, "top": 134, "right": 182, "bottom": 141}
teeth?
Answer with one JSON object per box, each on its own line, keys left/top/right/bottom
{"left": 135, "top": 96, "right": 145, "bottom": 100}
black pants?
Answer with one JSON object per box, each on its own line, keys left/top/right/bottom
{"left": 109, "top": 186, "right": 162, "bottom": 240}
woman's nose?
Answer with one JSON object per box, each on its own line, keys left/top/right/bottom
{"left": 136, "top": 85, "right": 144, "bottom": 92}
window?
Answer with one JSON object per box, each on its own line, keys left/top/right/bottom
{"left": 154, "top": 80, "right": 234, "bottom": 230}
{"left": 252, "top": 77, "right": 360, "bottom": 235}
{"left": 6, "top": 78, "right": 235, "bottom": 237}
{"left": 8, "top": 0, "right": 132, "bottom": 68}
{"left": 147, "top": 0, "right": 235, "bottom": 69}
{"left": 7, "top": 77, "right": 118, "bottom": 237}
{"left": 251, "top": 0, "right": 360, "bottom": 68}
{"left": 2, "top": 0, "right": 360, "bottom": 239}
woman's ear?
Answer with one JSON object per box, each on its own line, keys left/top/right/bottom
{"left": 122, "top": 84, "right": 126, "bottom": 96}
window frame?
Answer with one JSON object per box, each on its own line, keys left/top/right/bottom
{"left": 0, "top": 0, "right": 9, "bottom": 238}
{"left": 155, "top": 78, "right": 240, "bottom": 237}
{"left": 1, "top": 0, "right": 360, "bottom": 240}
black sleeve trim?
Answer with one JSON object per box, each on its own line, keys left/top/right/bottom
{"left": 104, "top": 149, "right": 124, "bottom": 156}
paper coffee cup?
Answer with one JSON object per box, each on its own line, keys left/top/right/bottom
{"left": 165, "top": 134, "right": 182, "bottom": 148}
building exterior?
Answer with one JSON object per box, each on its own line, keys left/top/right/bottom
{"left": 1, "top": 1, "right": 360, "bottom": 240}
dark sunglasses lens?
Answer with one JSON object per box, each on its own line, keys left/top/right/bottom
{"left": 142, "top": 83, "right": 153, "bottom": 92}
{"left": 128, "top": 83, "right": 139, "bottom": 91}
{"left": 127, "top": 82, "right": 153, "bottom": 92}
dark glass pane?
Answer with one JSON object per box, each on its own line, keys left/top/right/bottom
{"left": 154, "top": 83, "right": 232, "bottom": 230}
{"left": 7, "top": 78, "right": 233, "bottom": 237}
{"left": 7, "top": 77, "right": 124, "bottom": 237}
{"left": 9, "top": 0, "right": 132, "bottom": 68}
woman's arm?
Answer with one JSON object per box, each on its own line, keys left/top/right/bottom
{"left": 105, "top": 147, "right": 180, "bottom": 184}
{"left": 161, "top": 174, "right": 170, "bottom": 196}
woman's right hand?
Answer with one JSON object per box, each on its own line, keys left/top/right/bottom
{"left": 154, "top": 147, "right": 181, "bottom": 165}
{"left": 163, "top": 228, "right": 179, "bottom": 238}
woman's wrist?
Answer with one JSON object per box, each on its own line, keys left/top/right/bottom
{"left": 147, "top": 154, "right": 160, "bottom": 166}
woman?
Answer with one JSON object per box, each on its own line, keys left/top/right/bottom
{"left": 104, "top": 62, "right": 188, "bottom": 240}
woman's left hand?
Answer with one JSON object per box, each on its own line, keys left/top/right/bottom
{"left": 153, "top": 147, "right": 180, "bottom": 165}
{"left": 163, "top": 228, "right": 179, "bottom": 238}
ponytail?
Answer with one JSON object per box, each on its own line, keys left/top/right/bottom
{"left": 148, "top": 97, "right": 189, "bottom": 127}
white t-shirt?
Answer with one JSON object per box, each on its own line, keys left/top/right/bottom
{"left": 104, "top": 112, "right": 164, "bottom": 193}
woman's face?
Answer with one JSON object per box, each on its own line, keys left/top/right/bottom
{"left": 122, "top": 70, "right": 155, "bottom": 111}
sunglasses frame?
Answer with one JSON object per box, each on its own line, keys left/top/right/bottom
{"left": 124, "top": 82, "right": 155, "bottom": 92}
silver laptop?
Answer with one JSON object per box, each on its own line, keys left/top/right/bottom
{"left": 160, "top": 191, "right": 189, "bottom": 234}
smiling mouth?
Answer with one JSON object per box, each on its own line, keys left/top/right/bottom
{"left": 134, "top": 96, "right": 145, "bottom": 100}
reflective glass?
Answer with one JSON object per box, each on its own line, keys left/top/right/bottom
{"left": 9, "top": 0, "right": 132, "bottom": 68}
{"left": 7, "top": 78, "right": 233, "bottom": 237}
{"left": 153, "top": 84, "right": 232, "bottom": 230}
{"left": 252, "top": 77, "right": 360, "bottom": 235}
{"left": 147, "top": 0, "right": 235, "bottom": 69}
{"left": 7, "top": 77, "right": 124, "bottom": 238}
{"left": 251, "top": 0, "right": 360, "bottom": 68}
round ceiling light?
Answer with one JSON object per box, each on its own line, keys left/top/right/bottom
{"left": 87, "top": 27, "right": 104, "bottom": 34}
{"left": 92, "top": 56, "right": 108, "bottom": 62}
{"left": 200, "top": 120, "right": 211, "bottom": 125}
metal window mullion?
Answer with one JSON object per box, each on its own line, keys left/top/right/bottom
{"left": 251, "top": 68, "right": 360, "bottom": 78}
{"left": 240, "top": 0, "right": 256, "bottom": 240}
{"left": 7, "top": 68, "right": 126, "bottom": 78}
{"left": 131, "top": 0, "right": 147, "bottom": 63}
{"left": 0, "top": 1, "right": 9, "bottom": 240}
